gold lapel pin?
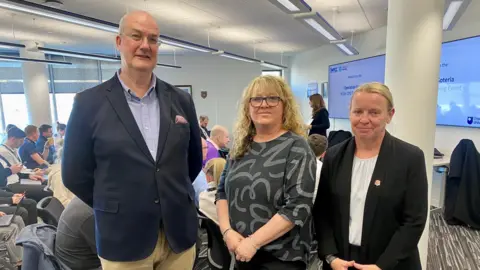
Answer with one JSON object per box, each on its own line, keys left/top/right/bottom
{"left": 374, "top": 180, "right": 381, "bottom": 186}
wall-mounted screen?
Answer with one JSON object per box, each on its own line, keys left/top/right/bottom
{"left": 328, "top": 55, "right": 386, "bottom": 119}
{"left": 437, "top": 37, "right": 480, "bottom": 128}
{"left": 328, "top": 36, "right": 480, "bottom": 128}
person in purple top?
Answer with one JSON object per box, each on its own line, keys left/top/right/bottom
{"left": 203, "top": 125, "right": 230, "bottom": 166}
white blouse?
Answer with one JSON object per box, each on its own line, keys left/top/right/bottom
{"left": 349, "top": 155, "right": 378, "bottom": 246}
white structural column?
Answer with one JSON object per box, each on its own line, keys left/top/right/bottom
{"left": 19, "top": 41, "right": 52, "bottom": 126}
{"left": 384, "top": 0, "right": 444, "bottom": 268}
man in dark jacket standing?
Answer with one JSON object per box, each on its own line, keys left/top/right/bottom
{"left": 62, "top": 10, "right": 202, "bottom": 270}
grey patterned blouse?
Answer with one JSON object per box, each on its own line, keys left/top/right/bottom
{"left": 216, "top": 131, "right": 316, "bottom": 264}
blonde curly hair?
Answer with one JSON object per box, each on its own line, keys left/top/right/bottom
{"left": 230, "top": 75, "right": 306, "bottom": 159}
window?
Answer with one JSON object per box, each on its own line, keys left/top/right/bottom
{"left": 262, "top": 70, "right": 283, "bottom": 77}
{"left": 100, "top": 61, "right": 121, "bottom": 82}
{"left": 55, "top": 93, "right": 76, "bottom": 124}
{"left": 49, "top": 56, "right": 100, "bottom": 122}
{"left": 2, "top": 94, "right": 29, "bottom": 130}
{"left": 0, "top": 61, "right": 25, "bottom": 130}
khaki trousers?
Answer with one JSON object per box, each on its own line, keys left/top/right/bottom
{"left": 99, "top": 230, "right": 196, "bottom": 270}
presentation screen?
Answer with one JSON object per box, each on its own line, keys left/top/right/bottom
{"left": 328, "top": 55, "right": 386, "bottom": 119}
{"left": 437, "top": 37, "right": 480, "bottom": 128}
{"left": 327, "top": 36, "right": 480, "bottom": 128}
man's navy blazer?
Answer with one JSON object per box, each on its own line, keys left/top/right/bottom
{"left": 62, "top": 75, "right": 203, "bottom": 262}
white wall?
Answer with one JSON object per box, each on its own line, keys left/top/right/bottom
{"left": 290, "top": 18, "right": 480, "bottom": 154}
{"left": 154, "top": 54, "right": 263, "bottom": 133}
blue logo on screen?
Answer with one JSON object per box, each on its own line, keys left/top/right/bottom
{"left": 330, "top": 66, "right": 348, "bottom": 73}
{"left": 467, "top": 117, "right": 474, "bottom": 125}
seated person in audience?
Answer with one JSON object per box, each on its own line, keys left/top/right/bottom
{"left": 204, "top": 125, "right": 230, "bottom": 166}
{"left": 0, "top": 189, "right": 38, "bottom": 225}
{"left": 0, "top": 210, "right": 24, "bottom": 268}
{"left": 36, "top": 124, "right": 56, "bottom": 165}
{"left": 55, "top": 196, "right": 100, "bottom": 270}
{"left": 192, "top": 138, "right": 209, "bottom": 207}
{"left": 5, "top": 124, "right": 17, "bottom": 132}
{"left": 47, "top": 148, "right": 74, "bottom": 207}
{"left": 199, "top": 158, "right": 226, "bottom": 224}
{"left": 56, "top": 122, "right": 67, "bottom": 139}
{"left": 307, "top": 134, "right": 328, "bottom": 202}
{"left": 54, "top": 123, "right": 65, "bottom": 160}
{"left": 0, "top": 127, "right": 53, "bottom": 203}
{"left": 19, "top": 125, "right": 52, "bottom": 170}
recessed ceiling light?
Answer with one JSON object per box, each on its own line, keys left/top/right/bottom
{"left": 43, "top": 0, "right": 64, "bottom": 8}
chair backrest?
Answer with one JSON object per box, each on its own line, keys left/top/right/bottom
{"left": 37, "top": 196, "right": 64, "bottom": 227}
{"left": 327, "top": 130, "right": 352, "bottom": 148}
{"left": 16, "top": 224, "right": 72, "bottom": 270}
{"left": 204, "top": 218, "right": 233, "bottom": 270}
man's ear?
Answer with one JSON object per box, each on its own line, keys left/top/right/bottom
{"left": 115, "top": 35, "right": 122, "bottom": 51}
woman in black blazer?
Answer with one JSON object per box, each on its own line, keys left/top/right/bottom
{"left": 313, "top": 82, "right": 428, "bottom": 270}
{"left": 308, "top": 94, "right": 330, "bottom": 136}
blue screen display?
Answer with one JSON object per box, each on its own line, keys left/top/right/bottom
{"left": 328, "top": 36, "right": 480, "bottom": 128}
{"left": 328, "top": 55, "right": 385, "bottom": 119}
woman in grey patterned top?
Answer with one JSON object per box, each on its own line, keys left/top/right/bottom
{"left": 216, "top": 75, "right": 316, "bottom": 270}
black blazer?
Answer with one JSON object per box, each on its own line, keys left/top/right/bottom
{"left": 62, "top": 75, "right": 203, "bottom": 262}
{"left": 309, "top": 108, "right": 330, "bottom": 137}
{"left": 313, "top": 132, "right": 427, "bottom": 270}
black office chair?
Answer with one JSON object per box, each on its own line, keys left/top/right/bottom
{"left": 203, "top": 218, "right": 235, "bottom": 270}
{"left": 37, "top": 196, "right": 64, "bottom": 227}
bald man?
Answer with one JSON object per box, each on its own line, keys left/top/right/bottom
{"left": 63, "top": 11, "right": 202, "bottom": 270}
{"left": 203, "top": 125, "right": 230, "bottom": 166}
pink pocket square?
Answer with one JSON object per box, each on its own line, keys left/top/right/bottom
{"left": 175, "top": 115, "right": 188, "bottom": 124}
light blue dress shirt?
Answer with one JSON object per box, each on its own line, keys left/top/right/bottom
{"left": 192, "top": 171, "right": 208, "bottom": 207}
{"left": 117, "top": 71, "right": 160, "bottom": 160}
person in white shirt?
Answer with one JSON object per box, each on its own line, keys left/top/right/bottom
{"left": 307, "top": 134, "right": 327, "bottom": 203}
{"left": 199, "top": 157, "right": 226, "bottom": 224}
{"left": 0, "top": 127, "right": 52, "bottom": 203}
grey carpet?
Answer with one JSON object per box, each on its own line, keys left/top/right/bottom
{"left": 427, "top": 209, "right": 480, "bottom": 270}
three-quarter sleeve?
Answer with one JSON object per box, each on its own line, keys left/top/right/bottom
{"left": 215, "top": 159, "right": 230, "bottom": 202}
{"left": 277, "top": 139, "right": 316, "bottom": 227}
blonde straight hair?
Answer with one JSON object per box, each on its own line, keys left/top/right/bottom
{"left": 204, "top": 158, "right": 227, "bottom": 187}
{"left": 351, "top": 82, "right": 394, "bottom": 111}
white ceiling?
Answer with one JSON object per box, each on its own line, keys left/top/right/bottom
{"left": 0, "top": 0, "right": 477, "bottom": 61}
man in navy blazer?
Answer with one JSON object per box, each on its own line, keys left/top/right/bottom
{"left": 62, "top": 11, "right": 202, "bottom": 270}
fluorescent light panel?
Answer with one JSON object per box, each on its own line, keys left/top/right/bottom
{"left": 160, "top": 39, "right": 214, "bottom": 53}
{"left": 0, "top": 41, "right": 25, "bottom": 49}
{"left": 0, "top": 55, "right": 72, "bottom": 65}
{"left": 156, "top": 63, "right": 181, "bottom": 69}
{"left": 268, "top": 0, "right": 312, "bottom": 14}
{"left": 261, "top": 61, "right": 287, "bottom": 69}
{"left": 38, "top": 47, "right": 121, "bottom": 62}
{"left": 443, "top": 0, "right": 470, "bottom": 30}
{"left": 336, "top": 43, "right": 359, "bottom": 56}
{"left": 0, "top": 0, "right": 118, "bottom": 33}
{"left": 220, "top": 53, "right": 258, "bottom": 63}
{"left": 38, "top": 47, "right": 180, "bottom": 67}
{"left": 295, "top": 13, "right": 343, "bottom": 41}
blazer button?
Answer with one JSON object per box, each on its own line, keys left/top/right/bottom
{"left": 154, "top": 199, "right": 159, "bottom": 204}
{"left": 156, "top": 168, "right": 160, "bottom": 172}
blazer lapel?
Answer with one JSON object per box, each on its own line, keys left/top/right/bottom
{"left": 338, "top": 139, "right": 356, "bottom": 254}
{"left": 155, "top": 80, "right": 172, "bottom": 163}
{"left": 105, "top": 76, "right": 155, "bottom": 164}
{"left": 361, "top": 132, "right": 393, "bottom": 247}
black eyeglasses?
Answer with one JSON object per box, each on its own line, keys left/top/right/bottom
{"left": 249, "top": 96, "right": 281, "bottom": 108}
